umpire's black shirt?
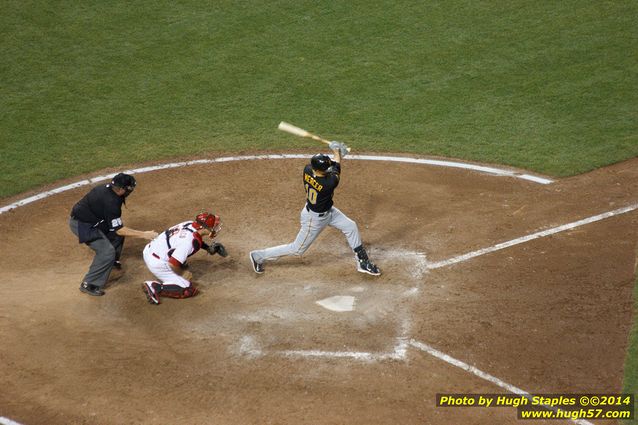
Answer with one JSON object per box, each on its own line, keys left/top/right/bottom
{"left": 71, "top": 184, "right": 124, "bottom": 236}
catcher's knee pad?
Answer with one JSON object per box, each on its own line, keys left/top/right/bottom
{"left": 158, "top": 284, "right": 199, "bottom": 299}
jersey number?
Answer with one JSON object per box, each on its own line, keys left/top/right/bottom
{"left": 305, "top": 184, "right": 318, "bottom": 205}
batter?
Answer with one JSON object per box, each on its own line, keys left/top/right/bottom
{"left": 250, "top": 144, "right": 380, "bottom": 275}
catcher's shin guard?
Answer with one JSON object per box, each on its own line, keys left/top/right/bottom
{"left": 157, "top": 283, "right": 199, "bottom": 299}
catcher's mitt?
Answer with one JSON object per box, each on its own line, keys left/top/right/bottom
{"left": 205, "top": 242, "right": 228, "bottom": 257}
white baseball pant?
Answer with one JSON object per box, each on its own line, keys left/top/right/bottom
{"left": 143, "top": 244, "right": 190, "bottom": 288}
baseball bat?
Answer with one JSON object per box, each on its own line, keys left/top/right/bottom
{"left": 278, "top": 121, "right": 351, "bottom": 152}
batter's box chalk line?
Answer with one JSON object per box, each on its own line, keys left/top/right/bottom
{"left": 233, "top": 261, "right": 419, "bottom": 363}
{"left": 239, "top": 316, "right": 413, "bottom": 362}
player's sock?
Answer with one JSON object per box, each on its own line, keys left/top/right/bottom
{"left": 354, "top": 245, "right": 369, "bottom": 262}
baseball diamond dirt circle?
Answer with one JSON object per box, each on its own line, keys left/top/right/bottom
{"left": 0, "top": 152, "right": 637, "bottom": 425}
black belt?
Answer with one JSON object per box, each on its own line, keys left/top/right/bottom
{"left": 70, "top": 216, "right": 103, "bottom": 228}
{"left": 306, "top": 205, "right": 330, "bottom": 217}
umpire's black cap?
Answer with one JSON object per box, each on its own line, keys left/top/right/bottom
{"left": 111, "top": 173, "right": 136, "bottom": 192}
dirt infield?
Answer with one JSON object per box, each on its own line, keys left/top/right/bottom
{"left": 1, "top": 154, "right": 637, "bottom": 425}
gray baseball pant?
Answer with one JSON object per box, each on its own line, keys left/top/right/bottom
{"left": 69, "top": 218, "right": 122, "bottom": 288}
{"left": 251, "top": 206, "right": 362, "bottom": 263}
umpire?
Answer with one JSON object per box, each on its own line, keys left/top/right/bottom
{"left": 69, "top": 173, "right": 157, "bottom": 296}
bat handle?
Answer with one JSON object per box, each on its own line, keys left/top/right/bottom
{"left": 311, "top": 135, "right": 331, "bottom": 145}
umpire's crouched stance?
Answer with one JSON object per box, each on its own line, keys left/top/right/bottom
{"left": 69, "top": 173, "right": 158, "bottom": 296}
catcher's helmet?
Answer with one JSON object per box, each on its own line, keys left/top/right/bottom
{"left": 194, "top": 212, "right": 220, "bottom": 230}
{"left": 310, "top": 154, "right": 331, "bottom": 172}
{"left": 111, "top": 173, "right": 136, "bottom": 196}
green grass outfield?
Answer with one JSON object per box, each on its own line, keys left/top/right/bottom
{"left": 1, "top": 0, "right": 637, "bottom": 407}
{"left": 2, "top": 1, "right": 637, "bottom": 198}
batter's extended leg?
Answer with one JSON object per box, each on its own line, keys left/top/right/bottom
{"left": 250, "top": 207, "right": 329, "bottom": 272}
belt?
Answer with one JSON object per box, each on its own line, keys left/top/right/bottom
{"left": 306, "top": 205, "right": 330, "bottom": 217}
{"left": 70, "top": 216, "right": 103, "bottom": 228}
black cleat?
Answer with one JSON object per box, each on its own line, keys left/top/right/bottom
{"left": 113, "top": 260, "right": 122, "bottom": 270}
{"left": 142, "top": 281, "right": 160, "bottom": 305}
{"left": 80, "top": 282, "right": 105, "bottom": 296}
{"left": 357, "top": 259, "right": 381, "bottom": 276}
{"left": 249, "top": 251, "right": 264, "bottom": 274}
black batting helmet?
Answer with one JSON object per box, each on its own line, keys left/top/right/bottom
{"left": 310, "top": 154, "right": 331, "bottom": 172}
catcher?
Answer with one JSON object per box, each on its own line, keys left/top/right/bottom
{"left": 142, "top": 212, "right": 227, "bottom": 305}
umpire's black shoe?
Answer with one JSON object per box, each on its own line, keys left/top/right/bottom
{"left": 113, "top": 260, "right": 122, "bottom": 270}
{"left": 80, "top": 282, "right": 105, "bottom": 296}
{"left": 357, "top": 260, "right": 381, "bottom": 276}
{"left": 249, "top": 251, "right": 264, "bottom": 274}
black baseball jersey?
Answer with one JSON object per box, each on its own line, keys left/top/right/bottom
{"left": 71, "top": 184, "right": 124, "bottom": 235}
{"left": 303, "top": 162, "right": 341, "bottom": 213}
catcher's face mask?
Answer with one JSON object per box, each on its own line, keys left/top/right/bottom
{"left": 195, "top": 212, "right": 222, "bottom": 238}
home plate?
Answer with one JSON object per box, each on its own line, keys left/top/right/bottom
{"left": 316, "top": 296, "right": 356, "bottom": 312}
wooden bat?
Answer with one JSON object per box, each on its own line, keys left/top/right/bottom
{"left": 278, "top": 121, "right": 351, "bottom": 152}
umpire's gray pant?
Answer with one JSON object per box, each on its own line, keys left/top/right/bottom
{"left": 69, "top": 218, "right": 118, "bottom": 289}
{"left": 251, "top": 205, "right": 362, "bottom": 263}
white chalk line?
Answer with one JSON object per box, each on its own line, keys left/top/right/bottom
{"left": 351, "top": 155, "right": 553, "bottom": 184}
{"left": 275, "top": 281, "right": 416, "bottom": 362}
{"left": 237, "top": 260, "right": 419, "bottom": 362}
{"left": 238, "top": 335, "right": 262, "bottom": 359}
{"left": 239, "top": 338, "right": 406, "bottom": 362}
{"left": 257, "top": 314, "right": 413, "bottom": 362}
{"left": 280, "top": 337, "right": 410, "bottom": 361}
{"left": 0, "top": 417, "right": 24, "bottom": 425}
{"left": 428, "top": 203, "right": 638, "bottom": 269}
{"left": 409, "top": 340, "right": 594, "bottom": 425}
{"left": 0, "top": 154, "right": 553, "bottom": 215}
